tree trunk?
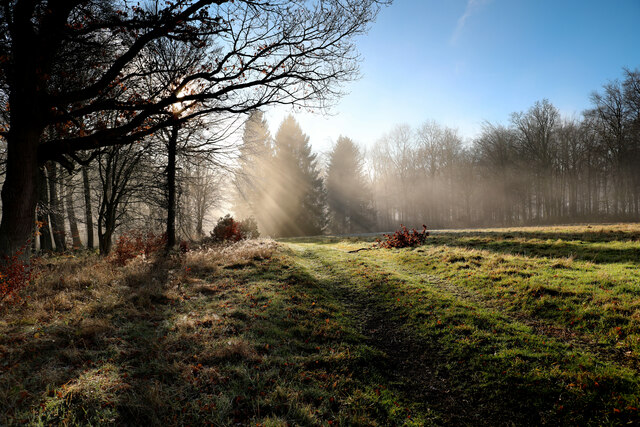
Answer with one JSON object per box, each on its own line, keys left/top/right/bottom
{"left": 98, "top": 204, "right": 116, "bottom": 256}
{"left": 195, "top": 214, "right": 204, "bottom": 238}
{"left": 82, "top": 165, "right": 94, "bottom": 249}
{"left": 0, "top": 10, "right": 46, "bottom": 258}
{"left": 0, "top": 121, "right": 41, "bottom": 257}
{"left": 48, "top": 162, "right": 67, "bottom": 251}
{"left": 98, "top": 226, "right": 114, "bottom": 256}
{"left": 64, "top": 173, "right": 83, "bottom": 249}
{"left": 36, "top": 167, "right": 53, "bottom": 252}
{"left": 166, "top": 123, "right": 179, "bottom": 250}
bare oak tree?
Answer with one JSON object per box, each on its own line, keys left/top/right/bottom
{"left": 0, "top": 0, "right": 387, "bottom": 256}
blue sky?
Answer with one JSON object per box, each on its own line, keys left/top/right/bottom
{"left": 265, "top": 0, "right": 640, "bottom": 154}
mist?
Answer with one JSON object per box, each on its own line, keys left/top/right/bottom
{"left": 233, "top": 68, "right": 640, "bottom": 236}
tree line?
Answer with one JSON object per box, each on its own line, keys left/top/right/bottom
{"left": 1, "top": 1, "right": 637, "bottom": 251}
{"left": 9, "top": 66, "right": 640, "bottom": 251}
{"left": 369, "top": 68, "right": 639, "bottom": 229}
{"left": 236, "top": 67, "right": 640, "bottom": 235}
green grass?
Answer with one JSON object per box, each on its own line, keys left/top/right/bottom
{"left": 2, "top": 224, "right": 640, "bottom": 425}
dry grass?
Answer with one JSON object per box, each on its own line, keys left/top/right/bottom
{"left": 15, "top": 240, "right": 276, "bottom": 320}
{"left": 186, "top": 238, "right": 277, "bottom": 271}
{"left": 0, "top": 239, "right": 290, "bottom": 425}
{"left": 437, "top": 222, "right": 640, "bottom": 236}
{"left": 202, "top": 338, "right": 260, "bottom": 363}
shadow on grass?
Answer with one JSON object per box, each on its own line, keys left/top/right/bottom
{"left": 0, "top": 255, "right": 185, "bottom": 425}
{"left": 5, "top": 237, "right": 640, "bottom": 425}
{"left": 2, "top": 244, "right": 425, "bottom": 425}
{"left": 429, "top": 230, "right": 640, "bottom": 264}
{"left": 290, "top": 245, "right": 640, "bottom": 425}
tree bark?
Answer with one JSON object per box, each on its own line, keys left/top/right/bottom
{"left": 64, "top": 173, "right": 83, "bottom": 249}
{"left": 98, "top": 198, "right": 116, "bottom": 256}
{"left": 0, "top": 119, "right": 41, "bottom": 257}
{"left": 97, "top": 190, "right": 115, "bottom": 256}
{"left": 82, "top": 165, "right": 95, "bottom": 249}
{"left": 98, "top": 225, "right": 114, "bottom": 256}
{"left": 48, "top": 162, "right": 67, "bottom": 251}
{"left": 36, "top": 167, "right": 53, "bottom": 252}
{"left": 166, "top": 123, "right": 179, "bottom": 250}
{"left": 0, "top": 1, "right": 47, "bottom": 258}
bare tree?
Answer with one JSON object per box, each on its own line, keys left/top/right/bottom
{"left": 474, "top": 123, "right": 518, "bottom": 224}
{"left": 36, "top": 167, "right": 53, "bottom": 252}
{"left": 179, "top": 159, "right": 225, "bottom": 239}
{"left": 63, "top": 171, "right": 83, "bottom": 249}
{"left": 81, "top": 164, "right": 95, "bottom": 248}
{"left": 96, "top": 143, "right": 148, "bottom": 255}
{"left": 588, "top": 81, "right": 632, "bottom": 215}
{"left": 47, "top": 163, "right": 67, "bottom": 251}
{"left": 511, "top": 99, "right": 559, "bottom": 219}
{"left": 0, "top": 0, "right": 388, "bottom": 256}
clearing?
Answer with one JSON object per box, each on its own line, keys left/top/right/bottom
{"left": 2, "top": 224, "right": 640, "bottom": 425}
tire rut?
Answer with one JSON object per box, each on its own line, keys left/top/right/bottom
{"left": 352, "top": 251, "right": 640, "bottom": 373}
{"left": 289, "top": 244, "right": 483, "bottom": 425}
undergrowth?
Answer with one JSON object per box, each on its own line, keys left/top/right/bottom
{"left": 0, "top": 245, "right": 36, "bottom": 305}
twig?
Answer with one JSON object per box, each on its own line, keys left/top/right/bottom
{"left": 347, "top": 247, "right": 373, "bottom": 253}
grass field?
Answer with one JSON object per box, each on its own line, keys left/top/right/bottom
{"left": 2, "top": 224, "right": 640, "bottom": 425}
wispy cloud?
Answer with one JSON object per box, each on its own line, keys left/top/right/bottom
{"left": 450, "top": 0, "right": 491, "bottom": 45}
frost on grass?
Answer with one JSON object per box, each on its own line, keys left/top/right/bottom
{"left": 186, "top": 239, "right": 278, "bottom": 272}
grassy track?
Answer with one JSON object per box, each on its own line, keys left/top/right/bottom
{"left": 1, "top": 224, "right": 640, "bottom": 425}
{"left": 282, "top": 223, "right": 640, "bottom": 424}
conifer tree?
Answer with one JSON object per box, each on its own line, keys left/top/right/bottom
{"left": 233, "top": 111, "right": 276, "bottom": 235}
{"left": 272, "top": 116, "right": 326, "bottom": 237}
{"left": 326, "top": 136, "right": 376, "bottom": 234}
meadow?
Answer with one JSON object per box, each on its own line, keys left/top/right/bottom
{"left": 2, "top": 223, "right": 640, "bottom": 425}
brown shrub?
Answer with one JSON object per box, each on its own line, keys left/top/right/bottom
{"left": 374, "top": 225, "right": 429, "bottom": 249}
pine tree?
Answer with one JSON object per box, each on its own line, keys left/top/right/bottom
{"left": 326, "top": 136, "right": 376, "bottom": 234}
{"left": 271, "top": 116, "right": 326, "bottom": 237}
{"left": 233, "top": 111, "right": 276, "bottom": 234}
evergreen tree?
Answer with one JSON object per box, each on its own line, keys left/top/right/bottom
{"left": 326, "top": 136, "right": 376, "bottom": 234}
{"left": 272, "top": 116, "right": 326, "bottom": 237}
{"left": 233, "top": 111, "right": 276, "bottom": 235}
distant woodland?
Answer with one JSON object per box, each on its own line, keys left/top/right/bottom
{"left": 237, "top": 67, "right": 640, "bottom": 234}
{"left": 4, "top": 67, "right": 639, "bottom": 253}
